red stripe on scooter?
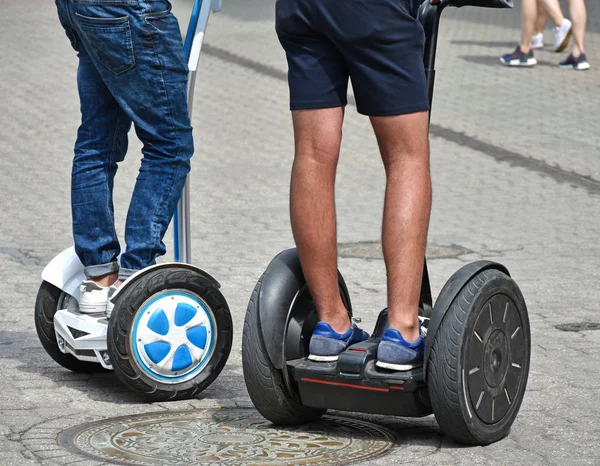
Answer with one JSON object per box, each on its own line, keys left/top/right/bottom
{"left": 300, "top": 378, "right": 389, "bottom": 392}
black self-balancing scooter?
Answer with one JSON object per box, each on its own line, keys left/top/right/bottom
{"left": 241, "top": 0, "right": 531, "bottom": 445}
{"left": 34, "top": 0, "right": 233, "bottom": 401}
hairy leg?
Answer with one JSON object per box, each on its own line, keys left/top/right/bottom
{"left": 290, "top": 107, "right": 349, "bottom": 333}
{"left": 371, "top": 111, "right": 431, "bottom": 342}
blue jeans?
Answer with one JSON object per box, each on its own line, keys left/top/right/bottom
{"left": 55, "top": 0, "right": 193, "bottom": 281}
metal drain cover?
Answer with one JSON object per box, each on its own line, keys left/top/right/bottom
{"left": 59, "top": 409, "right": 396, "bottom": 465}
{"left": 338, "top": 241, "right": 468, "bottom": 260}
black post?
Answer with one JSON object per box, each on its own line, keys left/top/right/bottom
{"left": 417, "top": 0, "right": 445, "bottom": 313}
{"left": 418, "top": 0, "right": 446, "bottom": 121}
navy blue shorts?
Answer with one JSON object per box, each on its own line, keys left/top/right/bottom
{"left": 275, "top": 0, "right": 429, "bottom": 116}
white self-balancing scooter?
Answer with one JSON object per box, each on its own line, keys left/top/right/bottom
{"left": 34, "top": 0, "right": 232, "bottom": 401}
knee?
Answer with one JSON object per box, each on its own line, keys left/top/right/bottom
{"left": 383, "top": 146, "right": 429, "bottom": 173}
{"left": 295, "top": 139, "right": 341, "bottom": 169}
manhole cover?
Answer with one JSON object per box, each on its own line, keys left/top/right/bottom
{"left": 338, "top": 241, "right": 468, "bottom": 260}
{"left": 555, "top": 322, "right": 600, "bottom": 332}
{"left": 59, "top": 409, "right": 396, "bottom": 465}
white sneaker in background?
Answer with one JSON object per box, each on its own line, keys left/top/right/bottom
{"left": 531, "top": 33, "right": 544, "bottom": 49}
{"left": 553, "top": 19, "right": 572, "bottom": 52}
{"left": 79, "top": 280, "right": 110, "bottom": 314}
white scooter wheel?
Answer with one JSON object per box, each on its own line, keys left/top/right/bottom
{"left": 107, "top": 267, "right": 232, "bottom": 401}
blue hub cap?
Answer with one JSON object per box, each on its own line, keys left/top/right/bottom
{"left": 131, "top": 291, "right": 216, "bottom": 384}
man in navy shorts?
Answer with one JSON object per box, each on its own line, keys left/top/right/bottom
{"left": 276, "top": 0, "right": 436, "bottom": 370}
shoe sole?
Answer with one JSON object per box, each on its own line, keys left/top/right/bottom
{"left": 554, "top": 28, "right": 572, "bottom": 53}
{"left": 308, "top": 354, "right": 339, "bottom": 362}
{"left": 500, "top": 57, "right": 537, "bottom": 67}
{"left": 79, "top": 303, "right": 109, "bottom": 314}
{"left": 560, "top": 62, "right": 591, "bottom": 71}
{"left": 376, "top": 360, "right": 422, "bottom": 371}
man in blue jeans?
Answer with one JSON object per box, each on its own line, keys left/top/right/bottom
{"left": 277, "top": 0, "right": 436, "bottom": 370}
{"left": 55, "top": 0, "right": 192, "bottom": 314}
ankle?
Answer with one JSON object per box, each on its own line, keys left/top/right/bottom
{"left": 388, "top": 316, "right": 421, "bottom": 343}
{"left": 91, "top": 273, "right": 118, "bottom": 288}
{"left": 318, "top": 308, "right": 351, "bottom": 334}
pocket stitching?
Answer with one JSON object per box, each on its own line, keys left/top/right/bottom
{"left": 143, "top": 7, "right": 172, "bottom": 20}
{"left": 76, "top": 14, "right": 136, "bottom": 75}
{"left": 75, "top": 11, "right": 129, "bottom": 24}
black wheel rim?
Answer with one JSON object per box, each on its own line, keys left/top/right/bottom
{"left": 464, "top": 293, "right": 527, "bottom": 424}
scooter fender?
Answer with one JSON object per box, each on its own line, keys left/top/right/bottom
{"left": 41, "top": 247, "right": 85, "bottom": 302}
{"left": 256, "top": 249, "right": 305, "bottom": 370}
{"left": 109, "top": 262, "right": 221, "bottom": 306}
{"left": 423, "top": 260, "right": 510, "bottom": 380}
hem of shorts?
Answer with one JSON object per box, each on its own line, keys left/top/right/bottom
{"left": 356, "top": 102, "right": 430, "bottom": 117}
{"left": 84, "top": 261, "right": 119, "bottom": 279}
{"left": 290, "top": 100, "right": 348, "bottom": 111}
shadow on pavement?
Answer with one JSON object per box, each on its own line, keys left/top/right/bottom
{"left": 452, "top": 39, "right": 515, "bottom": 48}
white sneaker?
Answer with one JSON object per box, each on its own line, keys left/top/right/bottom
{"left": 553, "top": 19, "right": 572, "bottom": 52}
{"left": 106, "top": 285, "right": 118, "bottom": 319}
{"left": 531, "top": 33, "right": 544, "bottom": 49}
{"left": 79, "top": 280, "right": 110, "bottom": 314}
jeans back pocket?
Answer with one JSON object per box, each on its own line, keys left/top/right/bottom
{"left": 75, "top": 12, "right": 135, "bottom": 75}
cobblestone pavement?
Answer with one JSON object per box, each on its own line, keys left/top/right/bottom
{"left": 1, "top": 0, "right": 599, "bottom": 464}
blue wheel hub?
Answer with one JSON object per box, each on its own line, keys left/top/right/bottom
{"left": 131, "top": 291, "right": 216, "bottom": 383}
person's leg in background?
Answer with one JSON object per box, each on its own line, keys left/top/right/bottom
{"left": 539, "top": 0, "right": 571, "bottom": 52}
{"left": 532, "top": 0, "right": 548, "bottom": 49}
{"left": 560, "top": 0, "right": 590, "bottom": 70}
{"left": 502, "top": 0, "right": 570, "bottom": 66}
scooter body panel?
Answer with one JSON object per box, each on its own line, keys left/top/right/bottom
{"left": 257, "top": 249, "right": 305, "bottom": 370}
{"left": 53, "top": 309, "right": 112, "bottom": 369}
{"left": 41, "top": 247, "right": 85, "bottom": 302}
{"left": 292, "top": 339, "right": 432, "bottom": 417}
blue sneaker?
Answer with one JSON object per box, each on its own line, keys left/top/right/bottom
{"left": 308, "top": 322, "right": 370, "bottom": 362}
{"left": 376, "top": 328, "right": 425, "bottom": 371}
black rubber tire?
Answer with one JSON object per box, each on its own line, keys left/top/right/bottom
{"left": 242, "top": 273, "right": 326, "bottom": 425}
{"left": 106, "top": 267, "right": 233, "bottom": 401}
{"left": 427, "top": 269, "right": 530, "bottom": 445}
{"left": 34, "top": 281, "right": 108, "bottom": 373}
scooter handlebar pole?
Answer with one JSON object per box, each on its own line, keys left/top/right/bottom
{"left": 174, "top": 0, "right": 215, "bottom": 264}
{"left": 418, "top": 1, "right": 444, "bottom": 119}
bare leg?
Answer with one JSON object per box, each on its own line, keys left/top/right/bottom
{"left": 534, "top": 0, "right": 549, "bottom": 34}
{"left": 290, "top": 107, "right": 349, "bottom": 334}
{"left": 568, "top": 0, "right": 587, "bottom": 56}
{"left": 538, "top": 0, "right": 565, "bottom": 27}
{"left": 520, "top": 0, "right": 538, "bottom": 53}
{"left": 370, "top": 111, "right": 432, "bottom": 343}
